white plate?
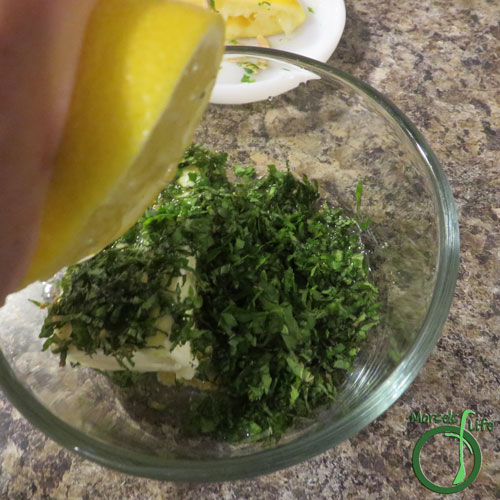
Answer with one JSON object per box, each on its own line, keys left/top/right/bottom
{"left": 210, "top": 0, "right": 346, "bottom": 105}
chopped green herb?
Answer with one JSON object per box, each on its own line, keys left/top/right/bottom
{"left": 227, "top": 39, "right": 239, "bottom": 45}
{"left": 37, "top": 145, "right": 380, "bottom": 443}
{"left": 241, "top": 74, "right": 256, "bottom": 83}
{"left": 356, "top": 180, "right": 363, "bottom": 218}
{"left": 258, "top": 1, "right": 271, "bottom": 6}
{"left": 355, "top": 180, "right": 371, "bottom": 230}
{"left": 307, "top": 6, "right": 314, "bottom": 13}
{"left": 237, "top": 61, "right": 261, "bottom": 73}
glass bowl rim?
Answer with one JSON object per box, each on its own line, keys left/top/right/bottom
{"left": 0, "top": 46, "right": 460, "bottom": 482}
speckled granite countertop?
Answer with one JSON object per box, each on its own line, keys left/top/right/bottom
{"left": 1, "top": 1, "right": 499, "bottom": 498}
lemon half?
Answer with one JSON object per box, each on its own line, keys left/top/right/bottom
{"left": 22, "top": 0, "right": 224, "bottom": 286}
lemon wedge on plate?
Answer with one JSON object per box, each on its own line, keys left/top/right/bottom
{"left": 183, "top": 0, "right": 306, "bottom": 38}
{"left": 216, "top": 0, "right": 306, "bottom": 38}
{"left": 22, "top": 0, "right": 224, "bottom": 286}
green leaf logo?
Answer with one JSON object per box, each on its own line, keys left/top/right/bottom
{"left": 412, "top": 410, "right": 482, "bottom": 494}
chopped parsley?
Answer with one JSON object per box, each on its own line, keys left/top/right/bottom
{"left": 237, "top": 61, "right": 261, "bottom": 75}
{"left": 38, "top": 145, "right": 380, "bottom": 443}
{"left": 241, "top": 74, "right": 256, "bottom": 83}
{"left": 308, "top": 6, "right": 315, "bottom": 13}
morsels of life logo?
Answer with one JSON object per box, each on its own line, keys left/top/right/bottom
{"left": 410, "top": 409, "right": 494, "bottom": 494}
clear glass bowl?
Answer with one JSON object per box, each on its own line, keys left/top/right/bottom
{"left": 0, "top": 47, "right": 459, "bottom": 481}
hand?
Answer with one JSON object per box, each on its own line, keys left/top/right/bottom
{"left": 0, "top": 0, "right": 97, "bottom": 305}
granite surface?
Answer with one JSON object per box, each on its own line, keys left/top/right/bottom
{"left": 1, "top": 0, "right": 499, "bottom": 498}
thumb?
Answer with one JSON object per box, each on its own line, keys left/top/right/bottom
{"left": 0, "top": 0, "right": 98, "bottom": 304}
